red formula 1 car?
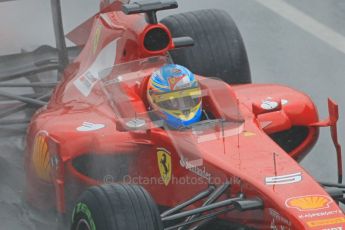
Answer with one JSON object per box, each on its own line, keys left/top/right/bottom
{"left": 21, "top": 0, "right": 345, "bottom": 229}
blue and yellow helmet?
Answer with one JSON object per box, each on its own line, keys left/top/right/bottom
{"left": 147, "top": 64, "right": 202, "bottom": 129}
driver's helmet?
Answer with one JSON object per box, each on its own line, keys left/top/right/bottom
{"left": 147, "top": 64, "right": 202, "bottom": 129}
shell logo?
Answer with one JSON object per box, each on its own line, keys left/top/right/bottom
{"left": 285, "top": 195, "right": 333, "bottom": 211}
{"left": 32, "top": 133, "right": 51, "bottom": 182}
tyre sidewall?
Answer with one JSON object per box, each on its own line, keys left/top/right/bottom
{"left": 71, "top": 191, "right": 107, "bottom": 230}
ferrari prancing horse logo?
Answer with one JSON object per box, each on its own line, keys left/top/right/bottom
{"left": 157, "top": 148, "right": 172, "bottom": 186}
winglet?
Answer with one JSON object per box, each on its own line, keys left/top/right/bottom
{"left": 311, "top": 98, "right": 342, "bottom": 183}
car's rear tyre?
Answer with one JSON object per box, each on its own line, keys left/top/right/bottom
{"left": 161, "top": 9, "right": 251, "bottom": 84}
{"left": 71, "top": 184, "right": 163, "bottom": 230}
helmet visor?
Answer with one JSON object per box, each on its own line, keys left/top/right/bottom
{"left": 151, "top": 87, "right": 201, "bottom": 111}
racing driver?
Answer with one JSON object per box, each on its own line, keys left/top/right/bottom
{"left": 147, "top": 64, "right": 202, "bottom": 129}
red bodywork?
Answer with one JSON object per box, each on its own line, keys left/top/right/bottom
{"left": 25, "top": 2, "right": 345, "bottom": 229}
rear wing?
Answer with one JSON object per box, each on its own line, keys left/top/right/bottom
{"left": 100, "top": 0, "right": 129, "bottom": 10}
{"left": 66, "top": 0, "right": 124, "bottom": 46}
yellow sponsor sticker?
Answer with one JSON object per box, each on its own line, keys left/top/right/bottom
{"left": 32, "top": 133, "right": 51, "bottom": 181}
{"left": 307, "top": 217, "right": 345, "bottom": 227}
{"left": 92, "top": 25, "right": 102, "bottom": 54}
{"left": 157, "top": 148, "right": 172, "bottom": 186}
{"left": 243, "top": 131, "right": 256, "bottom": 137}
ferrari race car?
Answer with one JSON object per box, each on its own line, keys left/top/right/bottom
{"left": 1, "top": 0, "right": 345, "bottom": 229}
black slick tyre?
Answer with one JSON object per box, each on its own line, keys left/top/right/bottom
{"left": 161, "top": 9, "right": 251, "bottom": 84}
{"left": 71, "top": 184, "right": 163, "bottom": 230}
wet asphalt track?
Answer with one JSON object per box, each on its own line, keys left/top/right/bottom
{"left": 1, "top": 0, "right": 345, "bottom": 229}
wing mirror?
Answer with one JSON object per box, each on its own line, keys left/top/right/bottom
{"left": 252, "top": 98, "right": 282, "bottom": 116}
